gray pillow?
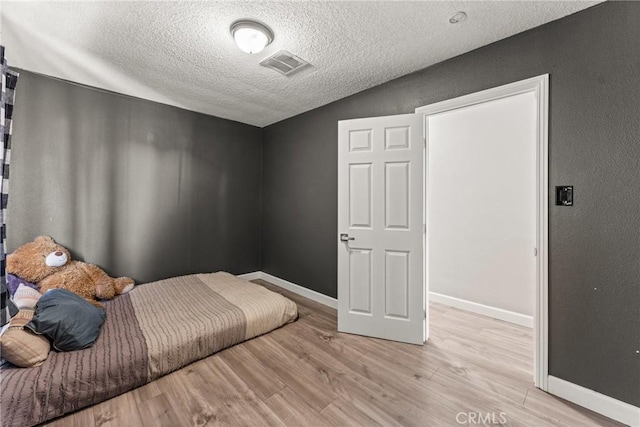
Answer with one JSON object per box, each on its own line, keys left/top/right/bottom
{"left": 26, "top": 289, "right": 106, "bottom": 351}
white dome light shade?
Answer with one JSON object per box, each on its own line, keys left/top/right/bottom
{"left": 231, "top": 20, "right": 274, "bottom": 54}
{"left": 234, "top": 28, "right": 267, "bottom": 54}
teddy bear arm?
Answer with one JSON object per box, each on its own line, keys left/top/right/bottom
{"left": 39, "top": 273, "right": 96, "bottom": 301}
{"left": 114, "top": 277, "right": 135, "bottom": 294}
{"left": 37, "top": 278, "right": 56, "bottom": 294}
{"left": 82, "top": 264, "right": 117, "bottom": 300}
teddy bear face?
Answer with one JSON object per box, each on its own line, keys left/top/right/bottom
{"left": 6, "top": 236, "right": 72, "bottom": 283}
{"left": 45, "top": 251, "right": 68, "bottom": 267}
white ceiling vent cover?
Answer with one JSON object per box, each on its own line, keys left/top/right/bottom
{"left": 260, "top": 50, "right": 310, "bottom": 76}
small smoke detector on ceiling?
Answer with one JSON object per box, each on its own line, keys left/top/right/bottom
{"left": 449, "top": 11, "right": 467, "bottom": 24}
{"left": 260, "top": 50, "right": 310, "bottom": 76}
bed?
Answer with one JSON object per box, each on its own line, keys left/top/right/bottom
{"left": 0, "top": 272, "right": 298, "bottom": 427}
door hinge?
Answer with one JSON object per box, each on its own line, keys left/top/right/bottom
{"left": 424, "top": 309, "right": 427, "bottom": 319}
{"left": 423, "top": 137, "right": 427, "bottom": 147}
{"left": 534, "top": 247, "right": 538, "bottom": 257}
{"left": 423, "top": 223, "right": 426, "bottom": 234}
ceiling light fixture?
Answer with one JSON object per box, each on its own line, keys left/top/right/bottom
{"left": 230, "top": 20, "right": 274, "bottom": 54}
{"left": 449, "top": 11, "right": 467, "bottom": 24}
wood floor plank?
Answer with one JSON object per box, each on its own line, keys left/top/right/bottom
{"left": 430, "top": 301, "right": 451, "bottom": 314}
{"left": 70, "top": 407, "right": 96, "bottom": 427}
{"left": 319, "top": 398, "right": 383, "bottom": 427}
{"left": 132, "top": 380, "right": 164, "bottom": 405}
{"left": 523, "top": 387, "right": 622, "bottom": 427}
{"left": 480, "top": 320, "right": 533, "bottom": 344}
{"left": 263, "top": 387, "right": 329, "bottom": 427}
{"left": 435, "top": 335, "right": 533, "bottom": 382}
{"left": 361, "top": 340, "right": 441, "bottom": 379}
{"left": 160, "top": 364, "right": 235, "bottom": 426}
{"left": 47, "top": 278, "right": 623, "bottom": 427}
{"left": 433, "top": 355, "right": 529, "bottom": 405}
{"left": 193, "top": 357, "right": 285, "bottom": 426}
{"left": 137, "top": 392, "right": 185, "bottom": 427}
{"left": 279, "top": 316, "right": 367, "bottom": 362}
{"left": 47, "top": 403, "right": 95, "bottom": 427}
{"left": 218, "top": 344, "right": 287, "bottom": 401}
{"left": 242, "top": 336, "right": 339, "bottom": 412}
{"left": 92, "top": 392, "right": 144, "bottom": 427}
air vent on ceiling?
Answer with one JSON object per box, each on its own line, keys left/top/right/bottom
{"left": 260, "top": 50, "right": 310, "bottom": 76}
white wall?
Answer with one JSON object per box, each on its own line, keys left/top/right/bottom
{"left": 428, "top": 92, "right": 536, "bottom": 317}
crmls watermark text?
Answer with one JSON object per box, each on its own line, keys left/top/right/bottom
{"left": 456, "top": 411, "right": 508, "bottom": 425}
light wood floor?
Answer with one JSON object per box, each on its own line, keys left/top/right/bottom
{"left": 47, "top": 279, "right": 620, "bottom": 427}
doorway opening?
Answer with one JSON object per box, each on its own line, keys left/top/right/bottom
{"left": 416, "top": 75, "right": 549, "bottom": 390}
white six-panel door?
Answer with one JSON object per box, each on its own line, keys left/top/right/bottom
{"left": 337, "top": 114, "right": 424, "bottom": 345}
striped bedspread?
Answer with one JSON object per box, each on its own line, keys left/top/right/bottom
{"left": 0, "top": 272, "right": 298, "bottom": 426}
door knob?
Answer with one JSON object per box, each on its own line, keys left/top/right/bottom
{"left": 340, "top": 233, "right": 355, "bottom": 242}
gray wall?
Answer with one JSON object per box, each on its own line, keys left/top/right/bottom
{"left": 262, "top": 1, "right": 640, "bottom": 406}
{"left": 9, "top": 71, "right": 263, "bottom": 284}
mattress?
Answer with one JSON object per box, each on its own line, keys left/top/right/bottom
{"left": 0, "top": 272, "right": 298, "bottom": 426}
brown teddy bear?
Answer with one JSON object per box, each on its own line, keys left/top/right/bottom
{"left": 6, "top": 236, "right": 134, "bottom": 308}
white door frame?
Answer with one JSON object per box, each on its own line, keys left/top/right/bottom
{"left": 415, "top": 74, "right": 549, "bottom": 390}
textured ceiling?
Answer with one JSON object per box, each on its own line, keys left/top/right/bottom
{"left": 2, "top": 1, "right": 601, "bottom": 127}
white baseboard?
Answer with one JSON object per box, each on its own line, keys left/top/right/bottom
{"left": 237, "top": 271, "right": 262, "bottom": 281}
{"left": 548, "top": 375, "right": 640, "bottom": 426}
{"left": 429, "top": 291, "right": 533, "bottom": 328}
{"left": 237, "top": 271, "right": 338, "bottom": 309}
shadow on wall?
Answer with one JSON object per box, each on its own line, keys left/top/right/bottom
{"left": 7, "top": 71, "right": 262, "bottom": 283}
